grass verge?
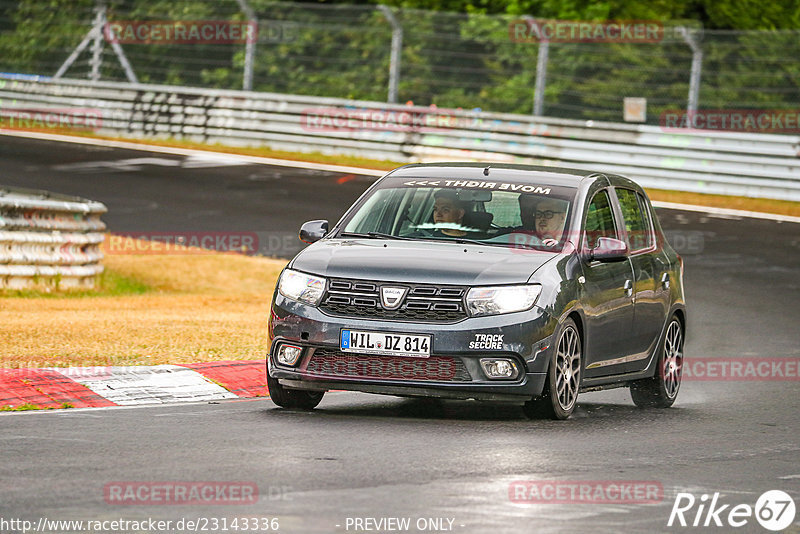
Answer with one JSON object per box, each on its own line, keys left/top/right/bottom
{"left": 1, "top": 239, "right": 286, "bottom": 368}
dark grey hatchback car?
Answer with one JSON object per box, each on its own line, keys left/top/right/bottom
{"left": 267, "top": 163, "right": 686, "bottom": 419}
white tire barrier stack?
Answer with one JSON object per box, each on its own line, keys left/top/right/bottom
{"left": 0, "top": 187, "right": 106, "bottom": 290}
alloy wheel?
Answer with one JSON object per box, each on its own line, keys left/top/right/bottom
{"left": 662, "top": 320, "right": 683, "bottom": 399}
{"left": 555, "top": 325, "right": 581, "bottom": 411}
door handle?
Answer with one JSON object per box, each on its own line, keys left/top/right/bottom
{"left": 623, "top": 279, "right": 633, "bottom": 298}
{"left": 660, "top": 273, "right": 670, "bottom": 289}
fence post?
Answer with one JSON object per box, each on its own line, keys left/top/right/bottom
{"left": 235, "top": 0, "right": 257, "bottom": 91}
{"left": 533, "top": 41, "right": 549, "bottom": 116}
{"left": 89, "top": 2, "right": 105, "bottom": 82}
{"left": 55, "top": 0, "right": 137, "bottom": 83}
{"left": 677, "top": 26, "right": 703, "bottom": 119}
{"left": 378, "top": 5, "right": 403, "bottom": 104}
{"left": 525, "top": 17, "right": 549, "bottom": 116}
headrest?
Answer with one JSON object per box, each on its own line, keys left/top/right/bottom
{"left": 462, "top": 211, "right": 493, "bottom": 232}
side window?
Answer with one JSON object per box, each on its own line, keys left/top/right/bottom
{"left": 616, "top": 188, "right": 652, "bottom": 251}
{"left": 584, "top": 190, "right": 618, "bottom": 249}
{"left": 637, "top": 192, "right": 654, "bottom": 248}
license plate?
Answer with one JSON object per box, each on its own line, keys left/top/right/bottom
{"left": 340, "top": 329, "right": 431, "bottom": 358}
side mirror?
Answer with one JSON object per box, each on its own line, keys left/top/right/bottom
{"left": 591, "top": 237, "right": 628, "bottom": 262}
{"left": 299, "top": 220, "right": 329, "bottom": 244}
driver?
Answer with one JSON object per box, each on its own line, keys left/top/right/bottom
{"left": 432, "top": 189, "right": 467, "bottom": 237}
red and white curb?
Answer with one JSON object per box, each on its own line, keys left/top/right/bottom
{"left": 0, "top": 360, "right": 267, "bottom": 410}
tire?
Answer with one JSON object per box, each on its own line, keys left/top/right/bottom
{"left": 523, "top": 318, "right": 582, "bottom": 420}
{"left": 267, "top": 371, "right": 324, "bottom": 410}
{"left": 630, "top": 316, "right": 684, "bottom": 409}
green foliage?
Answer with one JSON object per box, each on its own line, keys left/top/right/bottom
{"left": 699, "top": 0, "right": 800, "bottom": 30}
{"left": 0, "top": 402, "right": 72, "bottom": 410}
{"left": 0, "top": 0, "right": 94, "bottom": 72}
{"left": 700, "top": 31, "right": 800, "bottom": 108}
{"left": 0, "top": 403, "right": 49, "bottom": 411}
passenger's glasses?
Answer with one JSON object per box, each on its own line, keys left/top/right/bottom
{"left": 535, "top": 210, "right": 564, "bottom": 219}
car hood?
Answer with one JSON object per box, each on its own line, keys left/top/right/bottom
{"left": 290, "top": 238, "right": 558, "bottom": 286}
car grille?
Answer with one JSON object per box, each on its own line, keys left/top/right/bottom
{"left": 319, "top": 278, "right": 468, "bottom": 323}
{"left": 307, "top": 349, "right": 472, "bottom": 382}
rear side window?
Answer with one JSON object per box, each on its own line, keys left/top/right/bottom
{"left": 584, "top": 190, "right": 617, "bottom": 249}
{"left": 616, "top": 188, "right": 653, "bottom": 251}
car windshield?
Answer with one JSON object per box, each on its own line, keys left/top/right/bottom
{"left": 338, "top": 179, "right": 577, "bottom": 251}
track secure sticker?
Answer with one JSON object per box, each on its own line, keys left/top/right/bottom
{"left": 469, "top": 334, "right": 504, "bottom": 350}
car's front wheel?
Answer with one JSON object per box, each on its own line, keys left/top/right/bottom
{"left": 630, "top": 316, "right": 684, "bottom": 408}
{"left": 523, "top": 317, "right": 582, "bottom": 420}
{"left": 267, "top": 371, "right": 325, "bottom": 410}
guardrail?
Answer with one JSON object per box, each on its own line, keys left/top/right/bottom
{"left": 0, "top": 186, "right": 106, "bottom": 290}
{"left": 1, "top": 75, "right": 799, "bottom": 201}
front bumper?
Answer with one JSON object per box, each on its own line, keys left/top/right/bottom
{"left": 268, "top": 293, "right": 557, "bottom": 402}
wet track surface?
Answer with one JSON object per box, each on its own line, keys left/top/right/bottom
{"left": 1, "top": 135, "right": 799, "bottom": 533}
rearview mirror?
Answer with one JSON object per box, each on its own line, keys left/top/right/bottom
{"left": 299, "top": 220, "right": 329, "bottom": 244}
{"left": 591, "top": 237, "right": 628, "bottom": 262}
{"left": 457, "top": 190, "right": 492, "bottom": 202}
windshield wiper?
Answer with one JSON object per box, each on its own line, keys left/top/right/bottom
{"left": 339, "top": 231, "right": 415, "bottom": 241}
{"left": 420, "top": 236, "right": 559, "bottom": 250}
{"left": 420, "top": 236, "right": 487, "bottom": 246}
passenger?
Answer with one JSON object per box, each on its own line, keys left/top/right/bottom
{"left": 431, "top": 189, "right": 467, "bottom": 237}
{"left": 534, "top": 198, "right": 568, "bottom": 244}
{"left": 505, "top": 194, "right": 566, "bottom": 247}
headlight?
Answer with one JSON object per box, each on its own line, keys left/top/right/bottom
{"left": 278, "top": 269, "right": 326, "bottom": 306}
{"left": 466, "top": 284, "right": 541, "bottom": 317}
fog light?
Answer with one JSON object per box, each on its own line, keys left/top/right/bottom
{"left": 277, "top": 344, "right": 303, "bottom": 366}
{"left": 480, "top": 358, "right": 519, "bottom": 380}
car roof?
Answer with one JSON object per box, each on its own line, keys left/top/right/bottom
{"left": 384, "top": 162, "right": 603, "bottom": 188}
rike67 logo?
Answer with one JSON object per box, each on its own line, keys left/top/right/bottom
{"left": 668, "top": 490, "right": 796, "bottom": 531}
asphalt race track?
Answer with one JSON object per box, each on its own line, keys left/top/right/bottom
{"left": 2, "top": 134, "right": 799, "bottom": 533}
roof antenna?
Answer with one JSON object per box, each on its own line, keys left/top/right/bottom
{"left": 483, "top": 165, "right": 490, "bottom": 176}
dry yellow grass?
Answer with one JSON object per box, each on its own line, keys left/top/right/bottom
{"left": 1, "top": 240, "right": 287, "bottom": 368}
{"left": 104, "top": 251, "right": 285, "bottom": 295}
